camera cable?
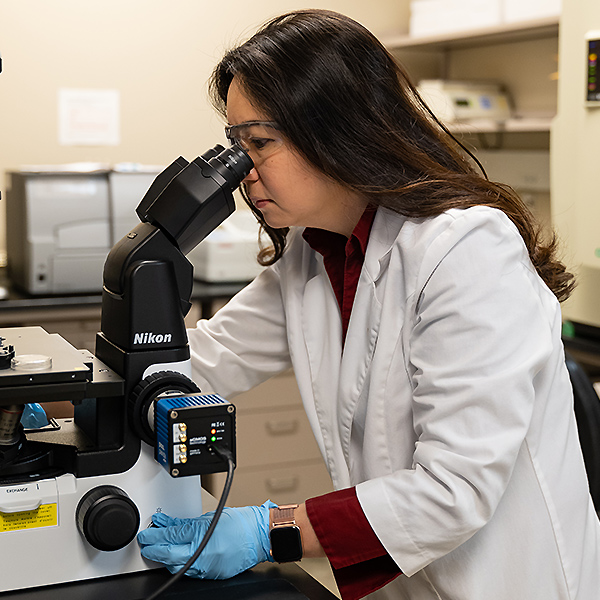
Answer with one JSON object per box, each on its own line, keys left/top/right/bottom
{"left": 143, "top": 445, "right": 235, "bottom": 600}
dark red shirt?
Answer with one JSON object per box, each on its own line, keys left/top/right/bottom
{"left": 302, "top": 209, "right": 402, "bottom": 599}
{"left": 302, "top": 208, "right": 374, "bottom": 341}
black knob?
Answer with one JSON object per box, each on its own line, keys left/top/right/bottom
{"left": 76, "top": 485, "right": 140, "bottom": 551}
{"left": 0, "top": 342, "right": 14, "bottom": 369}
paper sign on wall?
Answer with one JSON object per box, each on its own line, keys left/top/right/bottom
{"left": 58, "top": 88, "right": 120, "bottom": 146}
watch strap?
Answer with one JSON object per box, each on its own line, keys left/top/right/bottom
{"left": 271, "top": 504, "right": 299, "bottom": 527}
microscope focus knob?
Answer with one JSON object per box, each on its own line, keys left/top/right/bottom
{"left": 76, "top": 485, "right": 140, "bottom": 551}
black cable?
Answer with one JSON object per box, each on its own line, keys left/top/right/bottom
{"left": 143, "top": 445, "right": 236, "bottom": 600}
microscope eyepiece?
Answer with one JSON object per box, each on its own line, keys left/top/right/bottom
{"left": 204, "top": 143, "right": 254, "bottom": 189}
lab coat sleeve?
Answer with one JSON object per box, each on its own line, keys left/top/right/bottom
{"left": 187, "top": 262, "right": 292, "bottom": 398}
{"left": 356, "top": 208, "right": 558, "bottom": 576}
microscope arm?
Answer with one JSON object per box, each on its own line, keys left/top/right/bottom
{"left": 99, "top": 146, "right": 252, "bottom": 354}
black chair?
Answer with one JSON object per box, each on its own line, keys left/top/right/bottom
{"left": 565, "top": 352, "right": 600, "bottom": 511}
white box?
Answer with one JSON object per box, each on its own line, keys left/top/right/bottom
{"left": 188, "top": 210, "right": 264, "bottom": 282}
{"left": 409, "top": 0, "right": 502, "bottom": 38}
{"left": 503, "top": 0, "right": 561, "bottom": 24}
{"left": 475, "top": 150, "right": 550, "bottom": 192}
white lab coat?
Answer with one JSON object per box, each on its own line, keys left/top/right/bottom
{"left": 188, "top": 206, "right": 600, "bottom": 599}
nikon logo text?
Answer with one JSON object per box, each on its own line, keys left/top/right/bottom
{"left": 133, "top": 332, "right": 173, "bottom": 345}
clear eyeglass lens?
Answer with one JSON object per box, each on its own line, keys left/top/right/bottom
{"left": 226, "top": 122, "right": 283, "bottom": 166}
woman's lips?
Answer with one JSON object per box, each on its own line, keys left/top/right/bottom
{"left": 252, "top": 198, "right": 272, "bottom": 210}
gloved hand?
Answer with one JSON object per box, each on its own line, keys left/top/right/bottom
{"left": 137, "top": 500, "right": 276, "bottom": 579}
{"left": 20, "top": 403, "right": 49, "bottom": 429}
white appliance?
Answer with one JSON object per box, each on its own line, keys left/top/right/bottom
{"left": 6, "top": 164, "right": 162, "bottom": 295}
{"left": 109, "top": 164, "right": 164, "bottom": 243}
{"left": 188, "top": 209, "right": 264, "bottom": 282}
{"left": 417, "top": 80, "right": 511, "bottom": 124}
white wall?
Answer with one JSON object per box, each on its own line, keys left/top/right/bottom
{"left": 0, "top": 0, "right": 409, "bottom": 262}
{"left": 551, "top": 0, "right": 600, "bottom": 327}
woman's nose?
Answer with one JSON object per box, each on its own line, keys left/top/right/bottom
{"left": 243, "top": 167, "right": 259, "bottom": 183}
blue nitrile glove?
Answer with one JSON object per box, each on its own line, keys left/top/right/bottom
{"left": 20, "top": 403, "right": 49, "bottom": 429}
{"left": 137, "top": 500, "right": 277, "bottom": 579}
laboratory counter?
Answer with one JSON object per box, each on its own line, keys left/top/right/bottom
{"left": 0, "top": 267, "right": 249, "bottom": 352}
{"left": 0, "top": 267, "right": 248, "bottom": 319}
{"left": 2, "top": 266, "right": 599, "bottom": 380}
{"left": 0, "top": 563, "right": 338, "bottom": 600}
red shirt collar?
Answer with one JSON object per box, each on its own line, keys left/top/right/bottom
{"left": 302, "top": 208, "right": 376, "bottom": 342}
{"left": 302, "top": 207, "right": 376, "bottom": 258}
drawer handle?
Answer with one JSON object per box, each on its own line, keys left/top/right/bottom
{"left": 265, "top": 419, "right": 299, "bottom": 435}
{"left": 266, "top": 476, "right": 299, "bottom": 492}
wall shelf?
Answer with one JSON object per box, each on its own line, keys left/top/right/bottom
{"left": 382, "top": 16, "right": 559, "bottom": 51}
{"left": 448, "top": 115, "right": 554, "bottom": 134}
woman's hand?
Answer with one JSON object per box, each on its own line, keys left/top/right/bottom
{"left": 137, "top": 501, "right": 275, "bottom": 579}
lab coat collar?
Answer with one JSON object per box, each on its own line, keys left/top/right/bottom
{"left": 300, "top": 208, "right": 406, "bottom": 486}
{"left": 363, "top": 208, "right": 406, "bottom": 284}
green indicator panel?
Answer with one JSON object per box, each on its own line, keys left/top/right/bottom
{"left": 586, "top": 32, "right": 600, "bottom": 105}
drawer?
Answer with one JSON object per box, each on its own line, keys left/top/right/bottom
{"left": 205, "top": 460, "right": 333, "bottom": 506}
{"left": 233, "top": 370, "right": 302, "bottom": 412}
{"left": 236, "top": 407, "right": 323, "bottom": 468}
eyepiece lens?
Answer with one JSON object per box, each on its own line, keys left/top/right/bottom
{"left": 209, "top": 144, "right": 253, "bottom": 186}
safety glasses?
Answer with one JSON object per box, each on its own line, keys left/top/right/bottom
{"left": 225, "top": 121, "right": 284, "bottom": 167}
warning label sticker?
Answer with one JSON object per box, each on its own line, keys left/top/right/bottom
{"left": 0, "top": 504, "right": 58, "bottom": 532}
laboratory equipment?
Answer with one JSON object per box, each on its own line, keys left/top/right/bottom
{"left": 187, "top": 208, "right": 264, "bottom": 282}
{"left": 0, "top": 143, "right": 252, "bottom": 592}
{"left": 585, "top": 30, "right": 600, "bottom": 106}
{"left": 417, "top": 80, "right": 511, "bottom": 124}
{"left": 5, "top": 165, "right": 162, "bottom": 295}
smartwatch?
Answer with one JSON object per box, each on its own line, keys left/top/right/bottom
{"left": 269, "top": 503, "right": 303, "bottom": 563}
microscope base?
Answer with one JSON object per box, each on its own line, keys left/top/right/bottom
{"left": 0, "top": 444, "right": 208, "bottom": 593}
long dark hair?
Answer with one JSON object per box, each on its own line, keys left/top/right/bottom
{"left": 209, "top": 9, "right": 575, "bottom": 302}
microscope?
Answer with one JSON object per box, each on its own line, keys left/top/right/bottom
{"left": 0, "top": 144, "right": 252, "bottom": 592}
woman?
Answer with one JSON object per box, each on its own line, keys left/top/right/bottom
{"left": 138, "top": 9, "right": 600, "bottom": 599}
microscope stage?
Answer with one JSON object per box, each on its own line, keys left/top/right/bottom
{"left": 0, "top": 326, "right": 91, "bottom": 388}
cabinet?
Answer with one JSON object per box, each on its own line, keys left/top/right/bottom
{"left": 203, "top": 370, "right": 333, "bottom": 507}
{"left": 381, "top": 16, "right": 559, "bottom": 232}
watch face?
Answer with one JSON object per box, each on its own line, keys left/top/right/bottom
{"left": 270, "top": 526, "right": 303, "bottom": 563}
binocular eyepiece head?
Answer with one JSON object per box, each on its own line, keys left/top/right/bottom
{"left": 135, "top": 143, "right": 254, "bottom": 255}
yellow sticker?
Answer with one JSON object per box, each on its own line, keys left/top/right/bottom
{"left": 0, "top": 503, "right": 58, "bottom": 532}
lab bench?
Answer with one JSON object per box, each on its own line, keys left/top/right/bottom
{"left": 0, "top": 267, "right": 248, "bottom": 351}
{"left": 0, "top": 562, "right": 337, "bottom": 600}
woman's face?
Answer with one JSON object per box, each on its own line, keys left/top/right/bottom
{"left": 226, "top": 78, "right": 366, "bottom": 237}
